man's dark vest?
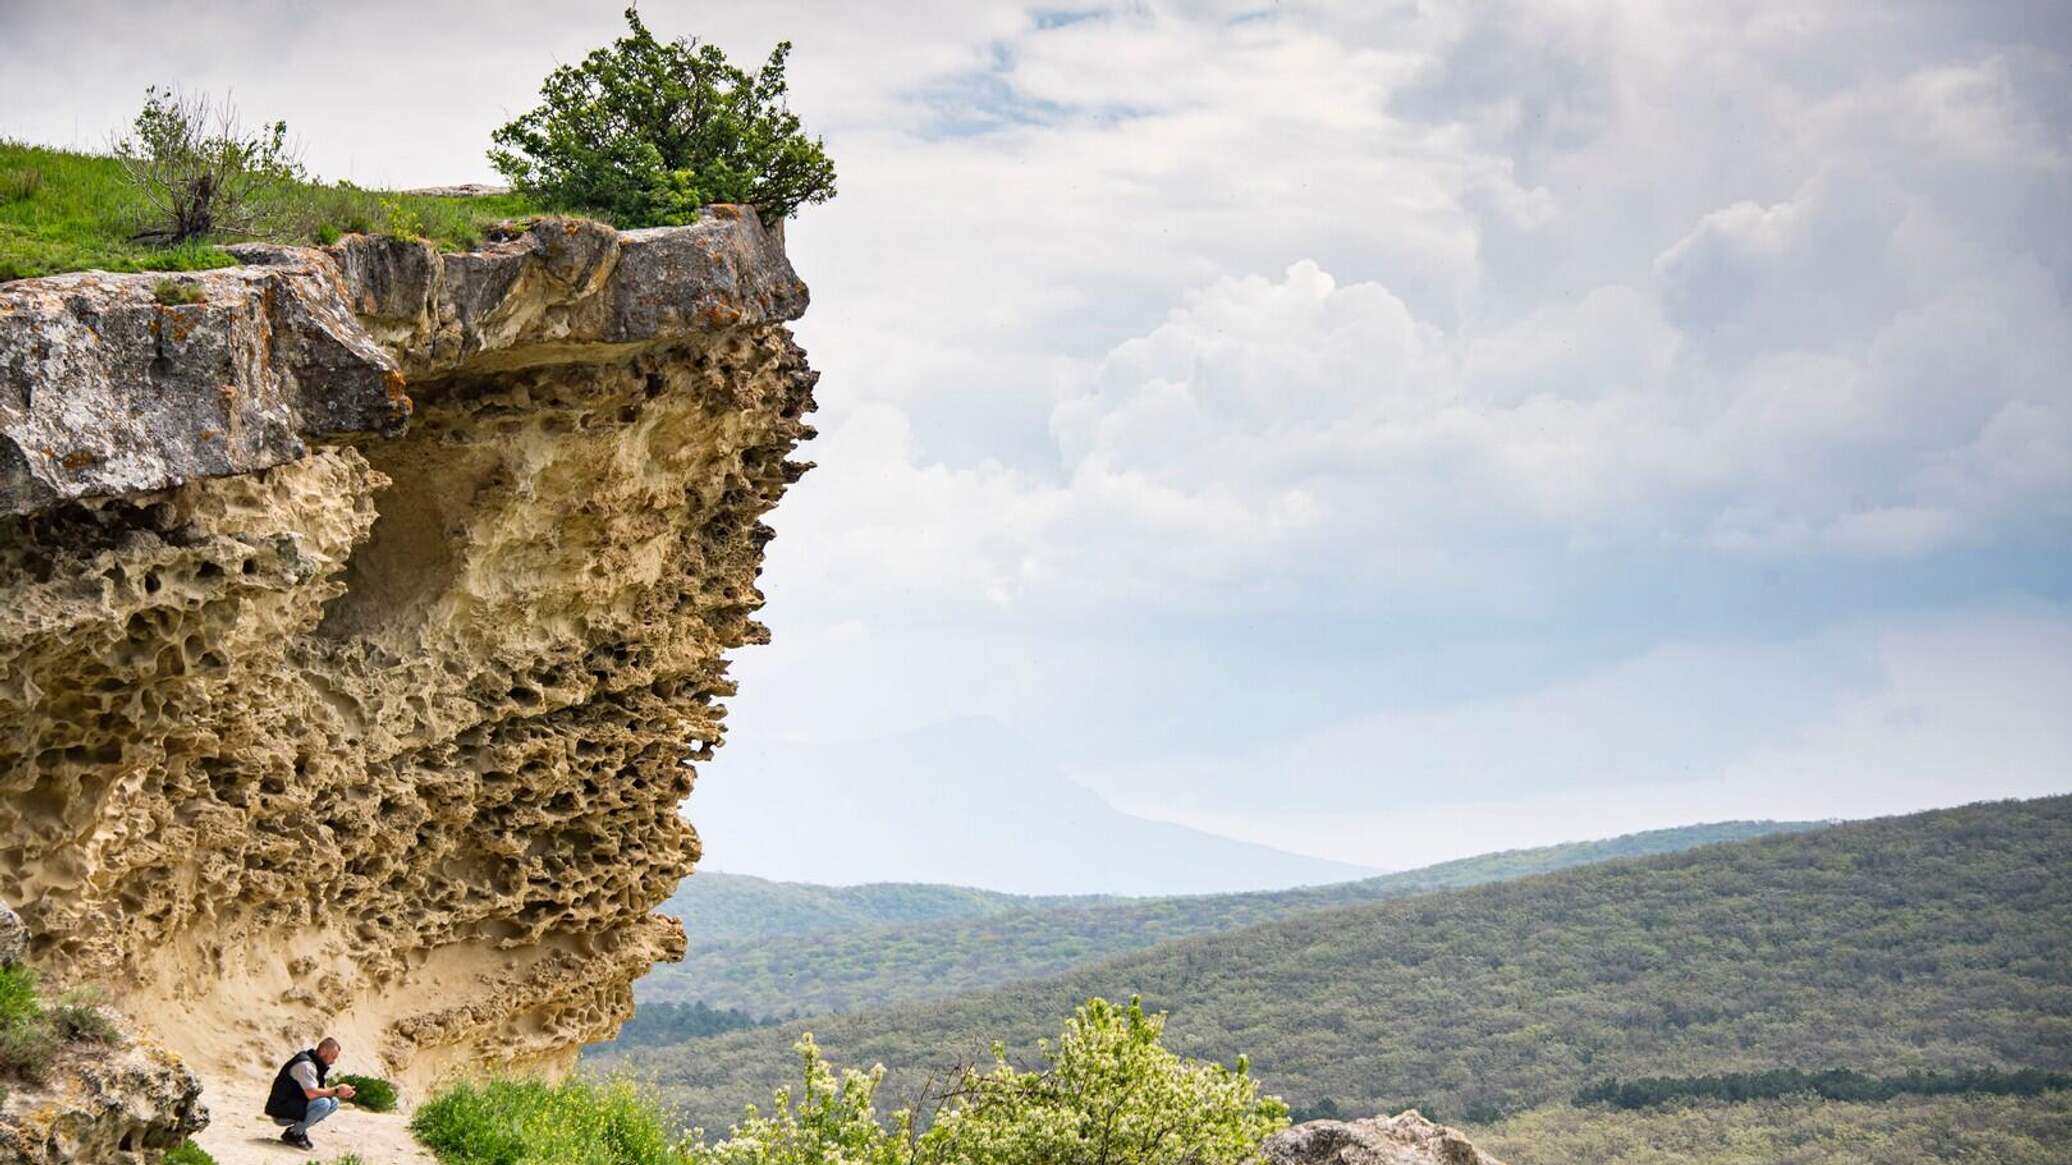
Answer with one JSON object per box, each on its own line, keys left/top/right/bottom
{"left": 265, "top": 1049, "right": 328, "bottom": 1119}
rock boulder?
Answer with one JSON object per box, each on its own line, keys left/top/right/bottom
{"left": 1259, "top": 1113, "right": 1507, "bottom": 1165}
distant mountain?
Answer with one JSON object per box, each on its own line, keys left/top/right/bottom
{"left": 602, "top": 795, "right": 2072, "bottom": 1138}
{"left": 658, "top": 871, "right": 1115, "bottom": 947}
{"left": 685, "top": 716, "right": 1379, "bottom": 894}
{"left": 640, "top": 819, "right": 1825, "bottom": 1015}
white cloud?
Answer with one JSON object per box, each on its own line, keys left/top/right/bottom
{"left": 6, "top": 1, "right": 2069, "bottom": 879}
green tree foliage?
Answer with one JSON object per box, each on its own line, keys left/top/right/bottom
{"left": 924, "top": 997, "right": 1287, "bottom": 1165}
{"left": 605, "top": 797, "right": 2072, "bottom": 1134}
{"left": 688, "top": 1035, "right": 915, "bottom": 1165}
{"left": 489, "top": 7, "right": 836, "bottom": 227}
{"left": 597, "top": 1001, "right": 777, "bottom": 1052}
{"left": 686, "top": 999, "right": 1284, "bottom": 1165}
{"left": 633, "top": 822, "right": 1825, "bottom": 1019}
{"left": 1574, "top": 1066, "right": 2072, "bottom": 1111}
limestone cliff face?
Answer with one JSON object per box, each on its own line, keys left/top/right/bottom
{"left": 0, "top": 210, "right": 816, "bottom": 1094}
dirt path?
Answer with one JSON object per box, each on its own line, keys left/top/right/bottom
{"left": 191, "top": 1079, "right": 440, "bottom": 1165}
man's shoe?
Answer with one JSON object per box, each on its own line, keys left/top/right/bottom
{"left": 281, "top": 1129, "right": 313, "bottom": 1151}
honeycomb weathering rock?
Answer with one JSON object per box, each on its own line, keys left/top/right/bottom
{"left": 0, "top": 210, "right": 817, "bottom": 1094}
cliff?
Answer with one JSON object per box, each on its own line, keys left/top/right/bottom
{"left": 0, "top": 208, "right": 817, "bottom": 1129}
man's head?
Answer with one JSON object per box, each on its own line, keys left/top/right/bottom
{"left": 316, "top": 1037, "right": 341, "bottom": 1065}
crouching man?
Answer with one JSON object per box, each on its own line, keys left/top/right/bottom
{"left": 264, "top": 1037, "right": 356, "bottom": 1152}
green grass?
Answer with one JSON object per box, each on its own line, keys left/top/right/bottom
{"left": 0, "top": 964, "right": 53, "bottom": 1081}
{"left": 0, "top": 967, "right": 124, "bottom": 1082}
{"left": 0, "top": 142, "right": 231, "bottom": 280}
{"left": 0, "top": 965, "right": 36, "bottom": 1029}
{"left": 631, "top": 821, "right": 1825, "bottom": 1019}
{"left": 605, "top": 796, "right": 2072, "bottom": 1135}
{"left": 335, "top": 1071, "right": 399, "bottom": 1112}
{"left": 0, "top": 140, "right": 554, "bottom": 282}
{"left": 411, "top": 1077, "right": 691, "bottom": 1165}
{"left": 165, "top": 1141, "right": 217, "bottom": 1165}
{"left": 1468, "top": 1092, "right": 2072, "bottom": 1165}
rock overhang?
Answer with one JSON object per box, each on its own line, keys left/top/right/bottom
{"left": 0, "top": 208, "right": 807, "bottom": 518}
{"left": 0, "top": 205, "right": 819, "bottom": 1098}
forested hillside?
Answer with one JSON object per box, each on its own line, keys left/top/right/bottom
{"left": 603, "top": 797, "right": 2071, "bottom": 1138}
{"left": 640, "top": 820, "right": 1824, "bottom": 1015}
{"left": 657, "top": 871, "right": 1109, "bottom": 947}
{"left": 1474, "top": 1092, "right": 2072, "bottom": 1165}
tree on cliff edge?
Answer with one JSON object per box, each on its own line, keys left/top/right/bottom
{"left": 489, "top": 6, "right": 836, "bottom": 228}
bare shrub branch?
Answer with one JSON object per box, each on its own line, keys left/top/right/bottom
{"left": 111, "top": 86, "right": 304, "bottom": 245}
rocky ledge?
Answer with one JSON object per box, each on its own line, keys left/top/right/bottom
{"left": 0, "top": 1033, "right": 207, "bottom": 1165}
{"left": 0, "top": 208, "right": 817, "bottom": 1098}
{"left": 1259, "top": 1112, "right": 1508, "bottom": 1165}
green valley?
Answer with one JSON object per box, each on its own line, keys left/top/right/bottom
{"left": 600, "top": 797, "right": 2072, "bottom": 1147}
{"left": 638, "top": 820, "right": 1823, "bottom": 1017}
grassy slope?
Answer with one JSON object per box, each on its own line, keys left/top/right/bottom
{"left": 602, "top": 796, "right": 2071, "bottom": 1135}
{"left": 1468, "top": 1093, "right": 2072, "bottom": 1165}
{"left": 638, "top": 821, "right": 1826, "bottom": 1016}
{"left": 0, "top": 141, "right": 543, "bottom": 281}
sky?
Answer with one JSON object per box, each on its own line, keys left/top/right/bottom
{"left": 5, "top": 0, "right": 2069, "bottom": 880}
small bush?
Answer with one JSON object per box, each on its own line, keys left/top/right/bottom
{"left": 689, "top": 998, "right": 1285, "bottom": 1165}
{"left": 377, "top": 194, "right": 423, "bottom": 240}
{"left": 153, "top": 277, "right": 205, "bottom": 305}
{"left": 0, "top": 167, "right": 42, "bottom": 203}
{"left": 921, "top": 997, "right": 1288, "bottom": 1165}
{"left": 334, "top": 1072, "right": 398, "bottom": 1112}
{"left": 112, "top": 86, "right": 304, "bottom": 244}
{"left": 0, "top": 1019, "right": 57, "bottom": 1082}
{"left": 0, "top": 966, "right": 37, "bottom": 1029}
{"left": 165, "top": 1140, "right": 217, "bottom": 1165}
{"left": 48, "top": 999, "right": 118, "bottom": 1044}
{"left": 412, "top": 1076, "right": 692, "bottom": 1165}
{"left": 0, "top": 966, "right": 54, "bottom": 1081}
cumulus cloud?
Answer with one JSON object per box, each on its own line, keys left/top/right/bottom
{"left": 5, "top": 1, "right": 2068, "bottom": 873}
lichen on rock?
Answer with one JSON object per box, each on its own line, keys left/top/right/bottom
{"left": 0, "top": 209, "right": 817, "bottom": 1098}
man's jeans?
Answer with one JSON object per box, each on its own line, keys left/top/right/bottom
{"left": 273, "top": 1095, "right": 339, "bottom": 1137}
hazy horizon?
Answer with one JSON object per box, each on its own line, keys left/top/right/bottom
{"left": 6, "top": 1, "right": 2067, "bottom": 885}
